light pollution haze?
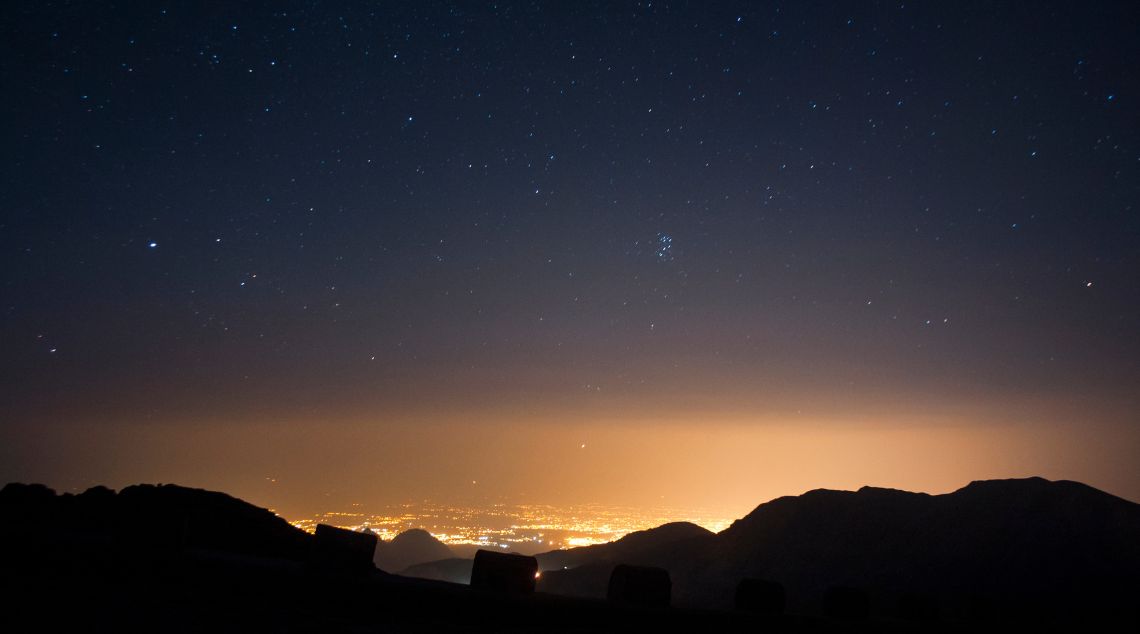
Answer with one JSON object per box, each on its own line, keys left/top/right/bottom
{"left": 4, "top": 395, "right": 1136, "bottom": 522}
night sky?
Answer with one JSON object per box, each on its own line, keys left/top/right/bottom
{"left": 3, "top": 2, "right": 1138, "bottom": 518}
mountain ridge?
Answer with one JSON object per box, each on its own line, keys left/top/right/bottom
{"left": 374, "top": 527, "right": 454, "bottom": 572}
{"left": 539, "top": 477, "right": 1140, "bottom": 619}
{"left": 4, "top": 477, "right": 1136, "bottom": 623}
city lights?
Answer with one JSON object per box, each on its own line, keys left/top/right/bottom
{"left": 289, "top": 501, "right": 733, "bottom": 553}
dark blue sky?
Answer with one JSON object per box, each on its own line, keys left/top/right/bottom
{"left": 2, "top": 2, "right": 1137, "bottom": 511}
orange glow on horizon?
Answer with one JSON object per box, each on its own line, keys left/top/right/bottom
{"left": 5, "top": 384, "right": 1137, "bottom": 521}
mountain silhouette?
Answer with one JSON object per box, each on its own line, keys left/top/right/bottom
{"left": 3, "top": 477, "right": 1136, "bottom": 630}
{"left": 0, "top": 482, "right": 312, "bottom": 567}
{"left": 373, "top": 528, "right": 454, "bottom": 572}
{"left": 2, "top": 482, "right": 741, "bottom": 631}
{"left": 539, "top": 477, "right": 1140, "bottom": 622}
{"left": 538, "top": 521, "right": 713, "bottom": 571}
{"left": 535, "top": 521, "right": 713, "bottom": 599}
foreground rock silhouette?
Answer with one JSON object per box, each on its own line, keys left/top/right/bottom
{"left": 1, "top": 478, "right": 1137, "bottom": 632}
{"left": 470, "top": 549, "right": 538, "bottom": 594}
{"left": 311, "top": 523, "right": 377, "bottom": 573}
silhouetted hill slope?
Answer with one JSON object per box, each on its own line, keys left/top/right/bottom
{"left": 543, "top": 478, "right": 1140, "bottom": 621}
{"left": 2, "top": 478, "right": 1135, "bottom": 630}
{"left": 3, "top": 483, "right": 779, "bottom": 632}
{"left": 374, "top": 528, "right": 454, "bottom": 572}
{"left": 696, "top": 477, "right": 1140, "bottom": 613}
{"left": 0, "top": 482, "right": 311, "bottom": 565}
{"left": 535, "top": 522, "right": 714, "bottom": 599}
{"left": 537, "top": 521, "right": 713, "bottom": 572}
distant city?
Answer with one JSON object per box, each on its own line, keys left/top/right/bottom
{"left": 287, "top": 502, "right": 735, "bottom": 555}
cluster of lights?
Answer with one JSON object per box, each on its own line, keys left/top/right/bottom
{"left": 289, "top": 502, "right": 733, "bottom": 552}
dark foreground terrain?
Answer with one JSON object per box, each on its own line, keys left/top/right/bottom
{"left": 1, "top": 479, "right": 1136, "bottom": 632}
